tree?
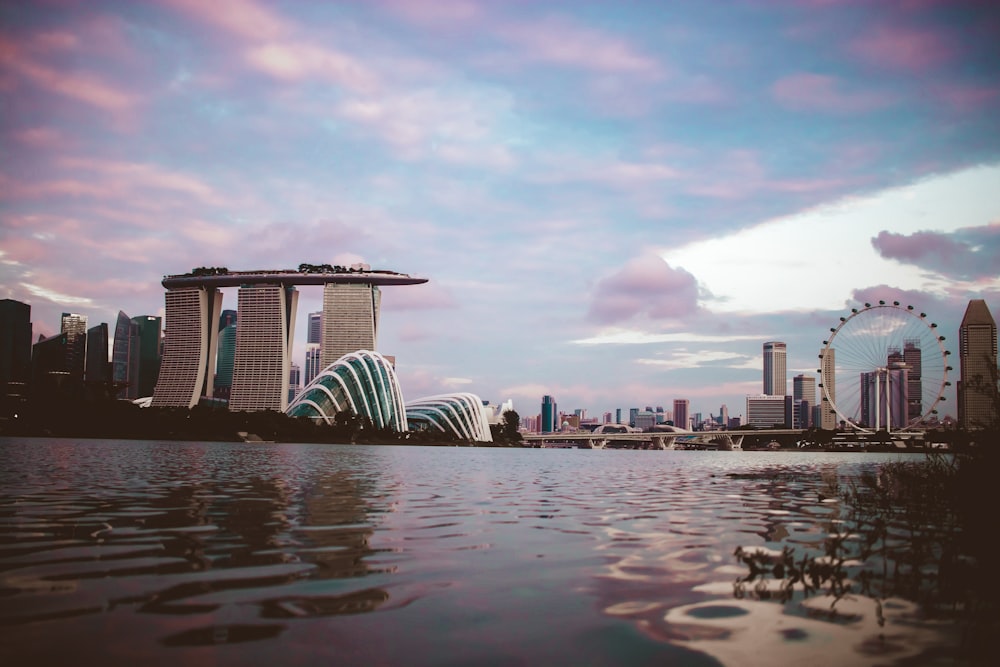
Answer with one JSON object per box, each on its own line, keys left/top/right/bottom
{"left": 501, "top": 409, "right": 522, "bottom": 444}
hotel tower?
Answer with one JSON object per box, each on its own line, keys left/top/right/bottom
{"left": 320, "top": 283, "right": 381, "bottom": 368}
{"left": 958, "top": 299, "right": 998, "bottom": 430}
{"left": 763, "top": 341, "right": 787, "bottom": 396}
{"left": 150, "top": 286, "right": 223, "bottom": 408}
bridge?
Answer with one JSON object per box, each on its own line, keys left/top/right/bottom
{"left": 522, "top": 429, "right": 806, "bottom": 450}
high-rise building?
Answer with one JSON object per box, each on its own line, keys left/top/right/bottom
{"left": 958, "top": 299, "right": 998, "bottom": 430}
{"left": 719, "top": 404, "right": 729, "bottom": 426}
{"left": 819, "top": 347, "right": 837, "bottom": 430}
{"left": 615, "top": 408, "right": 622, "bottom": 424}
{"left": 763, "top": 341, "right": 787, "bottom": 396}
{"left": 214, "top": 323, "right": 236, "bottom": 398}
{"left": 903, "top": 340, "right": 922, "bottom": 423}
{"left": 85, "top": 322, "right": 110, "bottom": 388}
{"left": 629, "top": 407, "right": 639, "bottom": 427}
{"left": 132, "top": 315, "right": 162, "bottom": 398}
{"left": 229, "top": 284, "right": 298, "bottom": 412}
{"left": 308, "top": 311, "right": 322, "bottom": 345}
{"left": 0, "top": 299, "right": 32, "bottom": 390}
{"left": 541, "top": 395, "right": 557, "bottom": 433}
{"left": 793, "top": 374, "right": 816, "bottom": 428}
{"left": 151, "top": 287, "right": 222, "bottom": 408}
{"left": 31, "top": 332, "right": 70, "bottom": 396}
{"left": 61, "top": 312, "right": 88, "bottom": 382}
{"left": 219, "top": 309, "right": 237, "bottom": 330}
{"left": 321, "top": 283, "right": 380, "bottom": 367}
{"left": 288, "top": 363, "right": 301, "bottom": 404}
{"left": 860, "top": 365, "right": 908, "bottom": 430}
{"left": 673, "top": 399, "right": 689, "bottom": 431}
{"left": 304, "top": 343, "right": 322, "bottom": 386}
{"left": 112, "top": 311, "right": 140, "bottom": 399}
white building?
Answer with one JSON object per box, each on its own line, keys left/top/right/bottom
{"left": 229, "top": 284, "right": 298, "bottom": 412}
{"left": 746, "top": 394, "right": 791, "bottom": 429}
{"left": 321, "top": 283, "right": 381, "bottom": 367}
{"left": 151, "top": 286, "right": 222, "bottom": 408}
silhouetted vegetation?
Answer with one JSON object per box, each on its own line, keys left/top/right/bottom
{"left": 733, "top": 441, "right": 998, "bottom": 663}
{"left": 0, "top": 394, "right": 509, "bottom": 446}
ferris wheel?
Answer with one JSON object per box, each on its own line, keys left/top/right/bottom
{"left": 818, "top": 301, "right": 951, "bottom": 433}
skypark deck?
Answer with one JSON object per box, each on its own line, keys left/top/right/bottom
{"left": 162, "top": 268, "right": 428, "bottom": 289}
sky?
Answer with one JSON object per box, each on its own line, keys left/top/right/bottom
{"left": 2, "top": 0, "right": 999, "bottom": 423}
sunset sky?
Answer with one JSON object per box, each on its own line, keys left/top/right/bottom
{"left": 2, "top": 0, "right": 999, "bottom": 422}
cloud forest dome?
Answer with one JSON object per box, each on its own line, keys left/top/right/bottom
{"left": 406, "top": 393, "right": 494, "bottom": 443}
{"left": 287, "top": 350, "right": 407, "bottom": 432}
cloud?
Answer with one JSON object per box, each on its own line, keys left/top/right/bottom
{"left": 587, "top": 254, "right": 702, "bottom": 324}
{"left": 498, "top": 17, "right": 663, "bottom": 76}
{"left": 849, "top": 24, "right": 955, "bottom": 73}
{"left": 771, "top": 73, "right": 895, "bottom": 113}
{"left": 871, "top": 224, "right": 1000, "bottom": 280}
{"left": 572, "top": 331, "right": 762, "bottom": 346}
{"left": 381, "top": 282, "right": 457, "bottom": 311}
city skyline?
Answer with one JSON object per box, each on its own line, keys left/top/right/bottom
{"left": 2, "top": 1, "right": 999, "bottom": 419}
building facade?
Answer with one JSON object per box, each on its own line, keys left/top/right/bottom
{"left": 214, "top": 323, "right": 236, "bottom": 399}
{"left": 321, "top": 284, "right": 380, "bottom": 368}
{"left": 792, "top": 374, "right": 816, "bottom": 428}
{"left": 746, "top": 394, "right": 792, "bottom": 428}
{"left": 308, "top": 311, "right": 322, "bottom": 345}
{"left": 151, "top": 287, "right": 222, "bottom": 408}
{"left": 112, "top": 311, "right": 140, "bottom": 399}
{"left": 541, "top": 395, "right": 557, "bottom": 433}
{"left": 132, "top": 315, "right": 162, "bottom": 398}
{"left": 958, "top": 299, "right": 998, "bottom": 430}
{"left": 673, "top": 399, "right": 689, "bottom": 431}
{"left": 229, "top": 284, "right": 298, "bottom": 412}
{"left": 860, "top": 366, "right": 908, "bottom": 430}
{"left": 0, "top": 299, "right": 32, "bottom": 393}
{"left": 60, "top": 312, "right": 88, "bottom": 383}
{"left": 763, "top": 341, "right": 787, "bottom": 396}
{"left": 819, "top": 347, "right": 837, "bottom": 429}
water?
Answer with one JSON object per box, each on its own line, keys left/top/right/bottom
{"left": 0, "top": 438, "right": 963, "bottom": 665}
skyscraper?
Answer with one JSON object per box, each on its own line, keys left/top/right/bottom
{"left": 819, "top": 347, "right": 837, "bottom": 430}
{"left": 151, "top": 287, "right": 222, "bottom": 408}
{"left": 763, "top": 341, "right": 787, "bottom": 396}
{"left": 61, "top": 312, "right": 88, "bottom": 382}
{"left": 860, "top": 365, "right": 908, "bottom": 430}
{"left": 229, "top": 284, "right": 298, "bottom": 412}
{"left": 673, "top": 399, "right": 689, "bottom": 430}
{"left": 214, "top": 323, "right": 236, "bottom": 399}
{"left": 541, "top": 395, "right": 557, "bottom": 433}
{"left": 958, "top": 299, "right": 998, "bottom": 430}
{"left": 793, "top": 374, "right": 816, "bottom": 429}
{"left": 321, "top": 283, "right": 380, "bottom": 367}
{"left": 288, "top": 363, "right": 301, "bottom": 403}
{"left": 903, "top": 340, "right": 922, "bottom": 422}
{"left": 112, "top": 311, "right": 140, "bottom": 399}
{"left": 308, "top": 311, "right": 322, "bottom": 345}
{"left": 132, "top": 315, "right": 162, "bottom": 398}
{"left": 85, "top": 322, "right": 110, "bottom": 388}
{"left": 0, "top": 299, "right": 32, "bottom": 390}
{"left": 219, "top": 309, "right": 237, "bottom": 330}
{"left": 304, "top": 343, "right": 322, "bottom": 386}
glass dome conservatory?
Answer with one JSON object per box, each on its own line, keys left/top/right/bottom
{"left": 287, "top": 350, "right": 407, "bottom": 432}
{"left": 405, "top": 393, "right": 493, "bottom": 443}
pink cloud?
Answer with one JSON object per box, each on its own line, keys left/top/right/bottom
{"left": 772, "top": 73, "right": 896, "bottom": 113}
{"left": 377, "top": 0, "right": 482, "bottom": 28}
{"left": 381, "top": 282, "right": 457, "bottom": 311}
{"left": 163, "top": 0, "right": 292, "bottom": 41}
{"left": 850, "top": 24, "right": 955, "bottom": 72}
{"left": 4, "top": 51, "right": 137, "bottom": 113}
{"left": 245, "top": 42, "right": 377, "bottom": 91}
{"left": 499, "top": 17, "right": 663, "bottom": 76}
{"left": 931, "top": 82, "right": 1000, "bottom": 113}
{"left": 588, "top": 254, "right": 702, "bottom": 324}
{"left": 871, "top": 225, "right": 1000, "bottom": 279}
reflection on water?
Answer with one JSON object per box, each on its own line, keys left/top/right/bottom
{"left": 0, "top": 438, "right": 962, "bottom": 665}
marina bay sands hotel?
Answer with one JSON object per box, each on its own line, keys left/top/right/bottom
{"left": 149, "top": 265, "right": 427, "bottom": 411}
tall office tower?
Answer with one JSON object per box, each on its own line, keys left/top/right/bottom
{"left": 792, "top": 374, "right": 816, "bottom": 428}
{"left": 84, "top": 323, "right": 110, "bottom": 387}
{"left": 219, "top": 309, "right": 237, "bottom": 330}
{"left": 603, "top": 411, "right": 612, "bottom": 424}
{"left": 151, "top": 287, "right": 222, "bottom": 408}
{"left": 0, "top": 299, "right": 32, "bottom": 391}
{"left": 288, "top": 363, "right": 301, "bottom": 403}
{"left": 541, "top": 395, "right": 557, "bottom": 433}
{"left": 860, "top": 365, "right": 908, "bottom": 430}
{"left": 60, "top": 312, "right": 88, "bottom": 382}
{"left": 629, "top": 407, "right": 639, "bottom": 426}
{"left": 615, "top": 408, "right": 622, "bottom": 424}
{"left": 903, "top": 340, "right": 922, "bottom": 422}
{"left": 214, "top": 323, "right": 236, "bottom": 399}
{"left": 230, "top": 284, "right": 298, "bottom": 412}
{"left": 673, "top": 399, "right": 690, "bottom": 430}
{"left": 304, "top": 343, "right": 322, "bottom": 386}
{"left": 321, "top": 283, "right": 380, "bottom": 367}
{"left": 132, "top": 315, "right": 163, "bottom": 398}
{"left": 763, "top": 341, "right": 787, "bottom": 396}
{"left": 819, "top": 347, "right": 837, "bottom": 429}
{"left": 719, "top": 404, "right": 729, "bottom": 426}
{"left": 308, "top": 311, "right": 322, "bottom": 345}
{"left": 958, "top": 299, "right": 998, "bottom": 430}
{"left": 112, "top": 311, "right": 140, "bottom": 398}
